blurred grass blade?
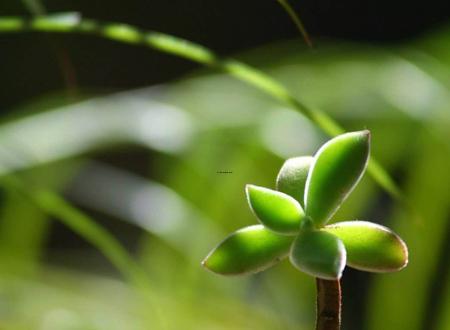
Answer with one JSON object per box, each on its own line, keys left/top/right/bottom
{"left": 275, "top": 0, "right": 312, "bottom": 47}
{"left": 21, "top": 0, "right": 46, "bottom": 15}
{"left": 0, "top": 175, "right": 165, "bottom": 327}
{"left": 32, "top": 12, "right": 81, "bottom": 31}
{"left": 66, "top": 161, "right": 223, "bottom": 260}
{"left": 0, "top": 14, "right": 406, "bottom": 207}
{"left": 0, "top": 176, "right": 139, "bottom": 283}
{"left": 0, "top": 190, "right": 49, "bottom": 273}
{"left": 0, "top": 90, "right": 195, "bottom": 175}
{"left": 367, "top": 133, "right": 450, "bottom": 330}
{"left": 367, "top": 160, "right": 402, "bottom": 199}
{"left": 0, "top": 162, "right": 80, "bottom": 274}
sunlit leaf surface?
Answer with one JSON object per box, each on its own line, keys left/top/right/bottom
{"left": 323, "top": 221, "right": 408, "bottom": 272}
{"left": 305, "top": 131, "right": 370, "bottom": 226}
{"left": 246, "top": 185, "right": 304, "bottom": 234}
{"left": 290, "top": 230, "right": 346, "bottom": 280}
{"left": 276, "top": 156, "right": 313, "bottom": 207}
{"left": 202, "top": 225, "right": 294, "bottom": 275}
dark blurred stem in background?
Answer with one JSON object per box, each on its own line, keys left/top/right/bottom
{"left": 316, "top": 279, "right": 341, "bottom": 330}
{"left": 275, "top": 0, "right": 313, "bottom": 48}
{"left": 21, "top": 0, "right": 79, "bottom": 97}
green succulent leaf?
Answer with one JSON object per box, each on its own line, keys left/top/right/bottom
{"left": 305, "top": 130, "right": 370, "bottom": 226}
{"left": 323, "top": 221, "right": 408, "bottom": 272}
{"left": 202, "top": 225, "right": 294, "bottom": 275}
{"left": 289, "top": 230, "right": 346, "bottom": 280}
{"left": 276, "top": 156, "right": 313, "bottom": 207}
{"left": 246, "top": 184, "right": 304, "bottom": 235}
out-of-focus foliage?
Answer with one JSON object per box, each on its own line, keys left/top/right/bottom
{"left": 0, "top": 15, "right": 449, "bottom": 330}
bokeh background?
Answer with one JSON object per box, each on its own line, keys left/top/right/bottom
{"left": 0, "top": 1, "right": 449, "bottom": 329}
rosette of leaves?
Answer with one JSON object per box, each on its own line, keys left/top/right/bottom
{"left": 202, "top": 130, "right": 408, "bottom": 281}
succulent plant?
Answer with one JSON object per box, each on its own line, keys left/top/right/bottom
{"left": 202, "top": 130, "right": 408, "bottom": 329}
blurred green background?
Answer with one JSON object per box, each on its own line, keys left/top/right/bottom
{"left": 0, "top": 1, "right": 449, "bottom": 329}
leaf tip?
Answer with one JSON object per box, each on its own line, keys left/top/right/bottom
{"left": 324, "top": 221, "right": 409, "bottom": 273}
{"left": 245, "top": 183, "right": 255, "bottom": 194}
{"left": 396, "top": 235, "right": 409, "bottom": 271}
{"left": 361, "top": 129, "right": 371, "bottom": 137}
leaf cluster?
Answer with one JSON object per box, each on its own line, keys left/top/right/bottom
{"left": 203, "top": 131, "right": 408, "bottom": 279}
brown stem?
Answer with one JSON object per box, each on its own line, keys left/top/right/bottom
{"left": 315, "top": 278, "right": 342, "bottom": 330}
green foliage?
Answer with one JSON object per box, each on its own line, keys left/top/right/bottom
{"left": 0, "top": 7, "right": 447, "bottom": 329}
{"left": 0, "top": 13, "right": 405, "bottom": 203}
{"left": 202, "top": 225, "right": 293, "bottom": 275}
{"left": 305, "top": 130, "right": 370, "bottom": 226}
{"left": 276, "top": 156, "right": 313, "bottom": 207}
{"left": 323, "top": 221, "right": 408, "bottom": 272}
{"left": 204, "top": 131, "right": 408, "bottom": 280}
{"left": 290, "top": 230, "right": 346, "bottom": 280}
{"left": 246, "top": 184, "right": 304, "bottom": 234}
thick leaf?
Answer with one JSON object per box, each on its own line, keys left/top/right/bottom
{"left": 290, "top": 230, "right": 346, "bottom": 280}
{"left": 246, "top": 184, "right": 304, "bottom": 234}
{"left": 323, "top": 221, "right": 408, "bottom": 272}
{"left": 305, "top": 130, "right": 370, "bottom": 226}
{"left": 276, "top": 156, "right": 313, "bottom": 207}
{"left": 202, "top": 225, "right": 294, "bottom": 275}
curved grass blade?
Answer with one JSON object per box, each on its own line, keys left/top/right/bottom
{"left": 21, "top": 0, "right": 46, "bottom": 16}
{"left": 0, "top": 174, "right": 165, "bottom": 327}
{"left": 275, "top": 0, "right": 313, "bottom": 47}
{"left": 0, "top": 13, "right": 407, "bottom": 207}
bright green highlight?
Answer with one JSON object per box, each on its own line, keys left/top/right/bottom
{"left": 290, "top": 230, "right": 346, "bottom": 280}
{"left": 202, "top": 225, "right": 294, "bottom": 275}
{"left": 145, "top": 32, "right": 216, "bottom": 64}
{"left": 276, "top": 156, "right": 313, "bottom": 207}
{"left": 0, "top": 17, "right": 25, "bottom": 31}
{"left": 31, "top": 12, "right": 81, "bottom": 32}
{"left": 103, "top": 24, "right": 142, "bottom": 43}
{"left": 323, "top": 221, "right": 408, "bottom": 272}
{"left": 305, "top": 130, "right": 370, "bottom": 226}
{"left": 246, "top": 185, "right": 304, "bottom": 235}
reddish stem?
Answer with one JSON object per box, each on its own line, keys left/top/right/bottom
{"left": 315, "top": 278, "right": 342, "bottom": 330}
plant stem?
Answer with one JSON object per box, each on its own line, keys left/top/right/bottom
{"left": 315, "top": 278, "right": 342, "bottom": 330}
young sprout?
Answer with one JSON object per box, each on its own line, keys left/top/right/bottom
{"left": 202, "top": 130, "right": 408, "bottom": 330}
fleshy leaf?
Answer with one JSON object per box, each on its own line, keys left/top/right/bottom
{"left": 246, "top": 184, "right": 304, "bottom": 234}
{"left": 323, "top": 221, "right": 408, "bottom": 272}
{"left": 276, "top": 156, "right": 313, "bottom": 207}
{"left": 305, "top": 130, "right": 370, "bottom": 226}
{"left": 289, "top": 230, "right": 346, "bottom": 280}
{"left": 202, "top": 225, "right": 294, "bottom": 275}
